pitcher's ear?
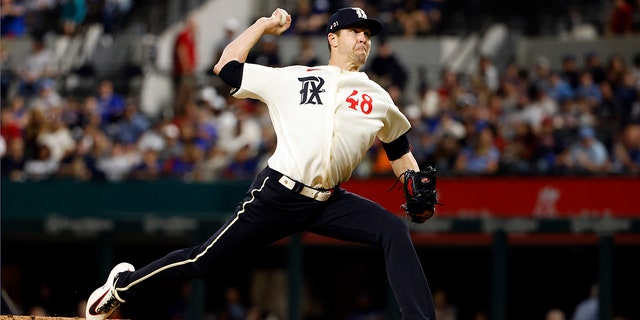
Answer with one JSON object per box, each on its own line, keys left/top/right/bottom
{"left": 327, "top": 33, "right": 337, "bottom": 48}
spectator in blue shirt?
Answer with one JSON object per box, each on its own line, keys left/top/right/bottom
{"left": 566, "top": 126, "right": 609, "bottom": 174}
{"left": 96, "top": 80, "right": 126, "bottom": 125}
{"left": 225, "top": 144, "right": 259, "bottom": 180}
{"left": 547, "top": 71, "right": 575, "bottom": 102}
{"left": 1, "top": 0, "right": 27, "bottom": 37}
{"left": 114, "top": 100, "right": 150, "bottom": 145}
{"left": 454, "top": 125, "right": 500, "bottom": 175}
{"left": 575, "top": 71, "right": 602, "bottom": 105}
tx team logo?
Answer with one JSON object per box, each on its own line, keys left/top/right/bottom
{"left": 298, "top": 76, "right": 325, "bottom": 105}
{"left": 353, "top": 7, "right": 367, "bottom": 19}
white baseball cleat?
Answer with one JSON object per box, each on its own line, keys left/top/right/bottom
{"left": 85, "top": 262, "right": 135, "bottom": 320}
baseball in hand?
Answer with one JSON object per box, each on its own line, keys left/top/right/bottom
{"left": 277, "top": 8, "right": 288, "bottom": 26}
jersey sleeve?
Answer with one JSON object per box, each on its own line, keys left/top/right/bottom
{"left": 232, "top": 63, "right": 283, "bottom": 103}
{"left": 377, "top": 101, "right": 411, "bottom": 143}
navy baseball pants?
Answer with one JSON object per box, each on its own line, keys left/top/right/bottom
{"left": 114, "top": 166, "right": 435, "bottom": 319}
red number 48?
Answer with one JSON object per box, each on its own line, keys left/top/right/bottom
{"left": 345, "top": 90, "right": 373, "bottom": 114}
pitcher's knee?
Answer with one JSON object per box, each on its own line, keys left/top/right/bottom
{"left": 380, "top": 215, "right": 410, "bottom": 238}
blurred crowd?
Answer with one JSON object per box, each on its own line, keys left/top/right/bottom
{"left": 283, "top": 0, "right": 446, "bottom": 37}
{"left": 282, "top": 0, "right": 640, "bottom": 38}
{"left": 393, "top": 50, "right": 640, "bottom": 177}
{"left": 1, "top": 0, "right": 132, "bottom": 39}
{"left": 2, "top": 1, "right": 640, "bottom": 183}
{"left": 5, "top": 0, "right": 637, "bottom": 40}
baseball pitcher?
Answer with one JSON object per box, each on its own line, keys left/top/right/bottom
{"left": 86, "top": 7, "right": 438, "bottom": 319}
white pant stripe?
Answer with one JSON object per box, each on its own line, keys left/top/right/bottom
{"left": 115, "top": 176, "right": 270, "bottom": 297}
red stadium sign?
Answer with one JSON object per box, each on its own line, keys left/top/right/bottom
{"left": 343, "top": 177, "right": 640, "bottom": 218}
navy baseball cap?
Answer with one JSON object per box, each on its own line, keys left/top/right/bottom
{"left": 326, "top": 7, "right": 382, "bottom": 36}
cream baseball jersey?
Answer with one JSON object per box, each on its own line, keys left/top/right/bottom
{"left": 233, "top": 63, "right": 411, "bottom": 189}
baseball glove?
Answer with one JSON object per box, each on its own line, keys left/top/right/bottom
{"left": 401, "top": 167, "right": 440, "bottom": 223}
